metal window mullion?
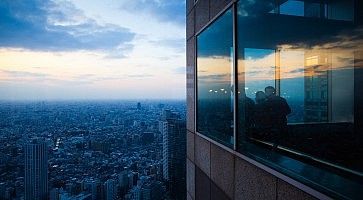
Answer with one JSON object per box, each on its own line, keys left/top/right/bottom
{"left": 232, "top": 2, "right": 238, "bottom": 151}
{"left": 194, "top": 8, "right": 198, "bottom": 135}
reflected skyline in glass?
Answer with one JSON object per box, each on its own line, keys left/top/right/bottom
{"left": 196, "top": 0, "right": 363, "bottom": 199}
{"left": 197, "top": 8, "right": 234, "bottom": 147}
{"left": 235, "top": 1, "right": 362, "bottom": 196}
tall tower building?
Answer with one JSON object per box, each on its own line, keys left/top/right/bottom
{"left": 104, "top": 179, "right": 116, "bottom": 200}
{"left": 187, "top": 0, "right": 363, "bottom": 199}
{"left": 24, "top": 139, "right": 48, "bottom": 200}
{"left": 160, "top": 110, "right": 186, "bottom": 200}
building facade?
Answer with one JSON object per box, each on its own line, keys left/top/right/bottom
{"left": 160, "top": 110, "right": 186, "bottom": 200}
{"left": 186, "top": 0, "right": 363, "bottom": 199}
{"left": 24, "top": 139, "right": 48, "bottom": 200}
{"left": 104, "top": 179, "right": 116, "bottom": 200}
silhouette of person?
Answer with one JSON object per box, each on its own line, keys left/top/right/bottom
{"left": 238, "top": 92, "right": 255, "bottom": 140}
{"left": 254, "top": 91, "right": 270, "bottom": 139}
{"left": 264, "top": 86, "right": 291, "bottom": 148}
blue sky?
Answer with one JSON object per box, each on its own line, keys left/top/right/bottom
{"left": 0, "top": 0, "right": 186, "bottom": 100}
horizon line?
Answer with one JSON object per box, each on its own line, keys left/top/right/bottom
{"left": 0, "top": 98, "right": 186, "bottom": 102}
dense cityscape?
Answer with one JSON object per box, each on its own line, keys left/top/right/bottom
{"left": 0, "top": 100, "right": 186, "bottom": 200}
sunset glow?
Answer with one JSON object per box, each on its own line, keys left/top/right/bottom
{"left": 0, "top": 0, "right": 186, "bottom": 100}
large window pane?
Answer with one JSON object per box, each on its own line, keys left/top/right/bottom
{"left": 197, "top": 8, "right": 234, "bottom": 147}
{"left": 237, "top": 0, "right": 362, "bottom": 199}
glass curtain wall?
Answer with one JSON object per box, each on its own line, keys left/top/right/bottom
{"left": 236, "top": 0, "right": 362, "bottom": 199}
{"left": 196, "top": 0, "right": 362, "bottom": 199}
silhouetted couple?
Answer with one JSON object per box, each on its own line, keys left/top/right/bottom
{"left": 253, "top": 86, "right": 291, "bottom": 148}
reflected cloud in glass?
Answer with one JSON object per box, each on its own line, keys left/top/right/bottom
{"left": 197, "top": 8, "right": 234, "bottom": 147}
{"left": 236, "top": 0, "right": 362, "bottom": 198}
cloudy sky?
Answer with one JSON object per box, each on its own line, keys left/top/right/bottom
{"left": 0, "top": 0, "right": 186, "bottom": 100}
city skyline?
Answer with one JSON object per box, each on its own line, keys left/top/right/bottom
{"left": 0, "top": 0, "right": 186, "bottom": 100}
{"left": 0, "top": 100, "right": 186, "bottom": 199}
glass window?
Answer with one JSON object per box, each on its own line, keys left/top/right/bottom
{"left": 268, "top": 0, "right": 355, "bottom": 21}
{"left": 280, "top": 0, "right": 305, "bottom": 17}
{"left": 197, "top": 8, "right": 234, "bottom": 147}
{"left": 237, "top": 0, "right": 362, "bottom": 199}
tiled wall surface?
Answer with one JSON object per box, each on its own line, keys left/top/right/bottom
{"left": 186, "top": 0, "right": 318, "bottom": 199}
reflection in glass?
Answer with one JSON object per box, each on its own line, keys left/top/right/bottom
{"left": 280, "top": 0, "right": 304, "bottom": 16}
{"left": 280, "top": 50, "right": 305, "bottom": 123}
{"left": 243, "top": 48, "right": 275, "bottom": 99}
{"left": 236, "top": 0, "right": 362, "bottom": 198}
{"left": 197, "top": 8, "right": 234, "bottom": 147}
{"left": 274, "top": 0, "right": 354, "bottom": 21}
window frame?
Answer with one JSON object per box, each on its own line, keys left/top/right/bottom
{"left": 195, "top": 2, "right": 237, "bottom": 148}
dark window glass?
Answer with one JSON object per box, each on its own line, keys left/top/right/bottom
{"left": 197, "top": 8, "right": 234, "bottom": 147}
{"left": 237, "top": 0, "right": 362, "bottom": 199}
{"left": 275, "top": 0, "right": 354, "bottom": 21}
{"left": 280, "top": 0, "right": 305, "bottom": 16}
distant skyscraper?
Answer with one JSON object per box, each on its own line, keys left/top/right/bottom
{"left": 83, "top": 179, "right": 101, "bottom": 200}
{"left": 160, "top": 110, "right": 186, "bottom": 200}
{"left": 0, "top": 182, "right": 6, "bottom": 200}
{"left": 304, "top": 52, "right": 329, "bottom": 122}
{"left": 119, "top": 170, "right": 129, "bottom": 189}
{"left": 24, "top": 139, "right": 48, "bottom": 200}
{"left": 137, "top": 102, "right": 141, "bottom": 110}
{"left": 49, "top": 188, "right": 59, "bottom": 200}
{"left": 130, "top": 185, "right": 141, "bottom": 200}
{"left": 104, "top": 179, "right": 116, "bottom": 200}
{"left": 141, "top": 182, "right": 162, "bottom": 200}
